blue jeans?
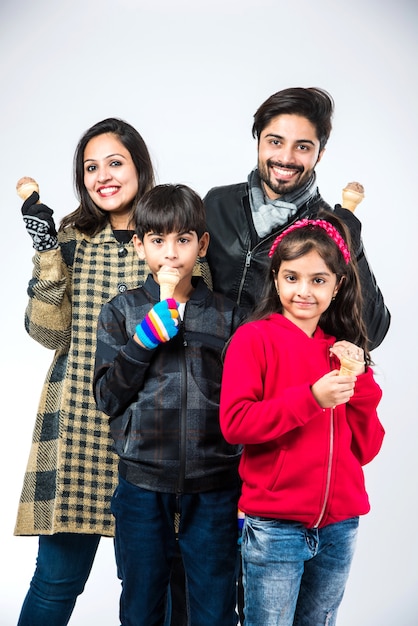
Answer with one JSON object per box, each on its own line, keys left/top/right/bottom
{"left": 242, "top": 516, "right": 359, "bottom": 626}
{"left": 17, "top": 533, "right": 101, "bottom": 626}
{"left": 111, "top": 476, "right": 239, "bottom": 626}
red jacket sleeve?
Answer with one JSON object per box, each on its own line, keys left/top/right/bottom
{"left": 345, "top": 367, "right": 384, "bottom": 465}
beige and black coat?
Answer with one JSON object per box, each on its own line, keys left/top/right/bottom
{"left": 15, "top": 224, "right": 209, "bottom": 536}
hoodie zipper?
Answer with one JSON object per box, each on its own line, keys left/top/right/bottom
{"left": 314, "top": 345, "right": 338, "bottom": 528}
{"left": 313, "top": 407, "right": 334, "bottom": 528}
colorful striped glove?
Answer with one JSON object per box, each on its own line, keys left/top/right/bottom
{"left": 135, "top": 298, "right": 180, "bottom": 349}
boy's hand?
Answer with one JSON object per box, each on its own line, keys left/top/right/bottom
{"left": 21, "top": 191, "right": 58, "bottom": 252}
{"left": 135, "top": 299, "right": 180, "bottom": 350}
{"left": 311, "top": 370, "right": 356, "bottom": 409}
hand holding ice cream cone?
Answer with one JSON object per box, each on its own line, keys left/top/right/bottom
{"left": 342, "top": 181, "right": 364, "bottom": 213}
{"left": 18, "top": 176, "right": 59, "bottom": 252}
{"left": 157, "top": 266, "right": 180, "bottom": 301}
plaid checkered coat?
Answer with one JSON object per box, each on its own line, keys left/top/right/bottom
{"left": 15, "top": 224, "right": 210, "bottom": 536}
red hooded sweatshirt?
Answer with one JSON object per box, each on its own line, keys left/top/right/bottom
{"left": 220, "top": 314, "right": 384, "bottom": 529}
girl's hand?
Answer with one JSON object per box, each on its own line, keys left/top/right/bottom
{"left": 311, "top": 370, "right": 356, "bottom": 409}
{"left": 330, "top": 340, "right": 365, "bottom": 369}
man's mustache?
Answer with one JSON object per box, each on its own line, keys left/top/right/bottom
{"left": 267, "top": 160, "right": 304, "bottom": 173}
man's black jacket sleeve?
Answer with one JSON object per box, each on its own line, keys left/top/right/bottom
{"left": 334, "top": 205, "right": 391, "bottom": 350}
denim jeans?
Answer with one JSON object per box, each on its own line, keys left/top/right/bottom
{"left": 242, "top": 516, "right": 359, "bottom": 626}
{"left": 111, "top": 476, "right": 239, "bottom": 626}
{"left": 17, "top": 533, "right": 101, "bottom": 626}
{"left": 166, "top": 546, "right": 188, "bottom": 625}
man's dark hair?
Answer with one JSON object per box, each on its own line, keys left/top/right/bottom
{"left": 252, "top": 87, "right": 334, "bottom": 151}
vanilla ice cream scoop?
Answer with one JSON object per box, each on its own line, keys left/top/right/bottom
{"left": 157, "top": 266, "right": 180, "bottom": 300}
{"left": 16, "top": 176, "right": 40, "bottom": 201}
{"left": 342, "top": 181, "right": 364, "bottom": 212}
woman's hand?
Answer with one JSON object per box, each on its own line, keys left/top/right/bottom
{"left": 21, "top": 191, "right": 58, "bottom": 252}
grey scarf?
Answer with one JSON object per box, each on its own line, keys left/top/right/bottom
{"left": 248, "top": 168, "right": 318, "bottom": 238}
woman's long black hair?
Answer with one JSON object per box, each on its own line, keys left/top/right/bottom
{"left": 60, "top": 118, "right": 155, "bottom": 235}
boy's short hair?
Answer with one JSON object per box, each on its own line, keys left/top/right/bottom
{"left": 134, "top": 184, "right": 207, "bottom": 239}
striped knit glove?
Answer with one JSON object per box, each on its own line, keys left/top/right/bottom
{"left": 136, "top": 299, "right": 180, "bottom": 350}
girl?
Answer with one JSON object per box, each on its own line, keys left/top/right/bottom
{"left": 220, "top": 212, "right": 384, "bottom": 626}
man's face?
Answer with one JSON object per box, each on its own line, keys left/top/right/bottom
{"left": 257, "top": 114, "right": 324, "bottom": 199}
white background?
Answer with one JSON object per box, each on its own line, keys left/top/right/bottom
{"left": 1, "top": 0, "right": 417, "bottom": 624}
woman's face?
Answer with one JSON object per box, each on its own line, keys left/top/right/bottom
{"left": 83, "top": 132, "right": 139, "bottom": 228}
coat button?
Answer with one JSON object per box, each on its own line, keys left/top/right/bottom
{"left": 118, "top": 283, "right": 127, "bottom": 293}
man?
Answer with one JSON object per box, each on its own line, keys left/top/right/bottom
{"left": 204, "top": 87, "right": 390, "bottom": 350}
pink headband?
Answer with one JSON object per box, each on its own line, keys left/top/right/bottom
{"left": 268, "top": 218, "right": 351, "bottom": 264}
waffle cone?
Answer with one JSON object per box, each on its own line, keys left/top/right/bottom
{"left": 157, "top": 267, "right": 180, "bottom": 300}
{"left": 339, "top": 356, "right": 364, "bottom": 376}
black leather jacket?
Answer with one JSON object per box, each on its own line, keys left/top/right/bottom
{"left": 204, "top": 182, "right": 390, "bottom": 350}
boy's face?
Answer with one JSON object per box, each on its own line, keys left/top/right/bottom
{"left": 133, "top": 230, "right": 209, "bottom": 297}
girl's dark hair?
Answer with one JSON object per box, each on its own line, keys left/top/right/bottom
{"left": 134, "top": 184, "right": 207, "bottom": 240}
{"left": 60, "top": 118, "right": 155, "bottom": 235}
{"left": 252, "top": 87, "right": 334, "bottom": 152}
{"left": 249, "top": 210, "right": 371, "bottom": 363}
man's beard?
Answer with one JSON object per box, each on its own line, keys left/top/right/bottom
{"left": 258, "top": 159, "right": 309, "bottom": 197}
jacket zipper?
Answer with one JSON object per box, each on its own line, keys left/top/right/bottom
{"left": 313, "top": 409, "right": 334, "bottom": 528}
{"left": 237, "top": 243, "right": 268, "bottom": 304}
{"left": 177, "top": 319, "right": 188, "bottom": 494}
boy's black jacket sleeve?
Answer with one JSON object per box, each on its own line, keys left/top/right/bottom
{"left": 94, "top": 301, "right": 154, "bottom": 418}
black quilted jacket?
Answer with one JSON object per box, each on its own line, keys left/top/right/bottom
{"left": 94, "top": 274, "right": 246, "bottom": 493}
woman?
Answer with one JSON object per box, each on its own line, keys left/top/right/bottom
{"left": 16, "top": 118, "right": 200, "bottom": 625}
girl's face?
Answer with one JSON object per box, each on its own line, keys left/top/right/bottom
{"left": 274, "top": 249, "right": 340, "bottom": 336}
{"left": 83, "top": 133, "right": 139, "bottom": 228}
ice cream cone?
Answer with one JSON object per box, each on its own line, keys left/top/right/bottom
{"left": 157, "top": 266, "right": 180, "bottom": 300}
{"left": 339, "top": 355, "right": 364, "bottom": 376}
{"left": 342, "top": 181, "right": 364, "bottom": 212}
{"left": 16, "top": 176, "right": 40, "bottom": 201}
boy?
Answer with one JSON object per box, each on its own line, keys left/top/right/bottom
{"left": 94, "top": 184, "right": 245, "bottom": 626}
